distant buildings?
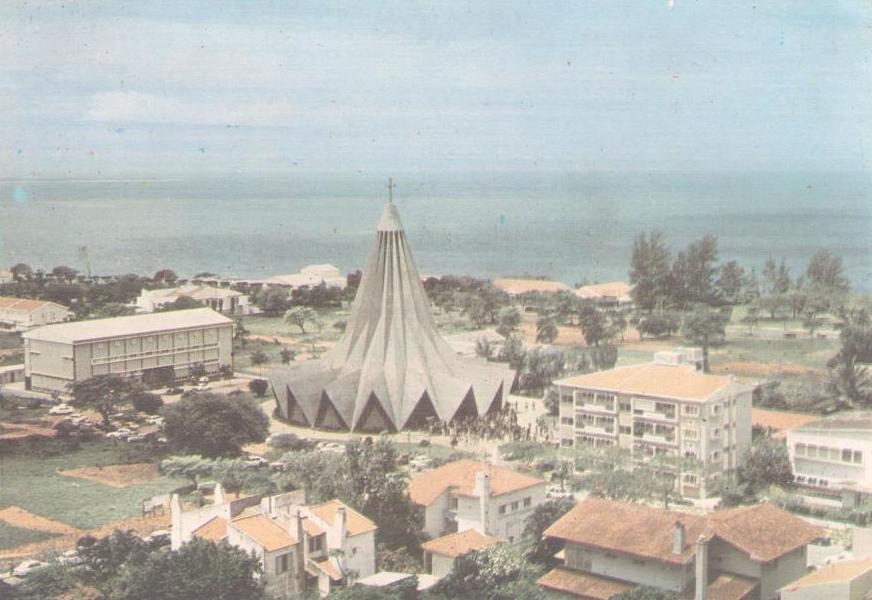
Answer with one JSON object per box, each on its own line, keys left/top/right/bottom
{"left": 263, "top": 264, "right": 347, "bottom": 290}
{"left": 575, "top": 281, "right": 634, "bottom": 308}
{"left": 786, "top": 413, "right": 872, "bottom": 500}
{"left": 0, "top": 296, "right": 71, "bottom": 331}
{"left": 22, "top": 308, "right": 233, "bottom": 393}
{"left": 421, "top": 528, "right": 503, "bottom": 580}
{"left": 135, "top": 285, "right": 254, "bottom": 315}
{"left": 0, "top": 271, "right": 13, "bottom": 285}
{"left": 172, "top": 486, "right": 376, "bottom": 598}
{"left": 539, "top": 498, "right": 823, "bottom": 600}
{"left": 409, "top": 459, "right": 546, "bottom": 542}
{"left": 781, "top": 558, "right": 872, "bottom": 600}
{"left": 555, "top": 349, "right": 755, "bottom": 498}
{"left": 493, "top": 278, "right": 571, "bottom": 296}
{"left": 270, "top": 200, "right": 515, "bottom": 432}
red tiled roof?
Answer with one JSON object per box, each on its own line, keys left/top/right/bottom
{"left": 0, "top": 296, "right": 67, "bottom": 312}
{"left": 192, "top": 516, "right": 228, "bottom": 543}
{"left": 308, "top": 499, "right": 377, "bottom": 537}
{"left": 421, "top": 529, "right": 503, "bottom": 558}
{"left": 231, "top": 514, "right": 297, "bottom": 551}
{"left": 537, "top": 567, "right": 635, "bottom": 599}
{"left": 409, "top": 460, "right": 545, "bottom": 507}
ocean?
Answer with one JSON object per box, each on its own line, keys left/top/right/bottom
{"left": 1, "top": 171, "right": 870, "bottom": 290}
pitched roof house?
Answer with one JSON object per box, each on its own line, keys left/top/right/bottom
{"left": 422, "top": 529, "right": 503, "bottom": 579}
{"left": 539, "top": 498, "right": 823, "bottom": 600}
{"left": 0, "top": 296, "right": 71, "bottom": 331}
{"left": 781, "top": 558, "right": 872, "bottom": 600}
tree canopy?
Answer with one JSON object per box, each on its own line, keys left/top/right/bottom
{"left": 68, "top": 375, "right": 135, "bottom": 426}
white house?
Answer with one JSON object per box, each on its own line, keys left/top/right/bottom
{"left": 421, "top": 528, "right": 503, "bottom": 580}
{"left": 171, "top": 486, "right": 377, "bottom": 598}
{"left": 409, "top": 459, "right": 546, "bottom": 543}
{"left": 136, "top": 285, "right": 254, "bottom": 315}
{"left": 0, "top": 296, "right": 71, "bottom": 331}
{"left": 781, "top": 559, "right": 872, "bottom": 600}
{"left": 786, "top": 413, "right": 872, "bottom": 501}
{"left": 539, "top": 498, "right": 823, "bottom": 600}
{"left": 264, "top": 265, "right": 347, "bottom": 290}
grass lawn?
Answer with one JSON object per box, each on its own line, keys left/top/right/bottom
{"left": 242, "top": 309, "right": 350, "bottom": 341}
{"left": 709, "top": 334, "right": 837, "bottom": 371}
{"left": 235, "top": 338, "right": 295, "bottom": 372}
{"left": 0, "top": 521, "right": 60, "bottom": 550}
{"left": 0, "top": 440, "right": 187, "bottom": 530}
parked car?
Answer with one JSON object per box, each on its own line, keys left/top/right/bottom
{"left": 57, "top": 549, "right": 82, "bottom": 566}
{"left": 144, "top": 530, "right": 171, "bottom": 546}
{"left": 12, "top": 560, "right": 48, "bottom": 577}
{"left": 105, "top": 431, "right": 128, "bottom": 440}
{"left": 49, "top": 404, "right": 75, "bottom": 415}
{"left": 126, "top": 434, "right": 147, "bottom": 442}
{"left": 316, "top": 441, "right": 345, "bottom": 454}
{"left": 145, "top": 415, "right": 163, "bottom": 425}
{"left": 166, "top": 387, "right": 184, "bottom": 395}
{"left": 241, "top": 455, "right": 268, "bottom": 468}
{"left": 196, "top": 377, "right": 211, "bottom": 391}
{"left": 545, "top": 485, "right": 574, "bottom": 500}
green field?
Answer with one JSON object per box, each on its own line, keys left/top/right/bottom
{"left": 0, "top": 521, "right": 60, "bottom": 550}
{"left": 0, "top": 441, "right": 186, "bottom": 530}
{"left": 710, "top": 333, "right": 837, "bottom": 371}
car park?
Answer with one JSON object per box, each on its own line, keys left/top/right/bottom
{"left": 145, "top": 415, "right": 164, "bottom": 425}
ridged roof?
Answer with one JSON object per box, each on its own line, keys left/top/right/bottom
{"left": 270, "top": 197, "right": 515, "bottom": 432}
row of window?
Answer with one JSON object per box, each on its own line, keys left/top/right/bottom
{"left": 794, "top": 443, "right": 863, "bottom": 465}
{"left": 795, "top": 475, "right": 830, "bottom": 488}
{"left": 498, "top": 496, "right": 533, "bottom": 515}
{"left": 91, "top": 342, "right": 220, "bottom": 365}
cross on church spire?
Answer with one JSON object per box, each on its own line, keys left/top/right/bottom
{"left": 387, "top": 177, "right": 396, "bottom": 204}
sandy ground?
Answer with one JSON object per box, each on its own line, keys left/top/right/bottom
{"left": 0, "top": 507, "right": 80, "bottom": 536}
{"left": 58, "top": 463, "right": 161, "bottom": 489}
{"left": 0, "top": 421, "right": 57, "bottom": 441}
{"left": 710, "top": 361, "right": 822, "bottom": 377}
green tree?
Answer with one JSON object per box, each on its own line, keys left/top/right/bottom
{"left": 496, "top": 306, "right": 522, "bottom": 338}
{"left": 738, "top": 437, "right": 793, "bottom": 492}
{"left": 670, "top": 235, "right": 719, "bottom": 307}
{"left": 740, "top": 304, "right": 760, "bottom": 336}
{"left": 156, "top": 295, "right": 204, "bottom": 312}
{"left": 806, "top": 248, "right": 849, "bottom": 293}
{"left": 588, "top": 343, "right": 618, "bottom": 371}
{"left": 681, "top": 306, "right": 728, "bottom": 372}
{"left": 535, "top": 315, "right": 559, "bottom": 344}
{"left": 284, "top": 306, "right": 318, "bottom": 334}
{"left": 160, "top": 455, "right": 219, "bottom": 487}
{"left": 629, "top": 231, "right": 672, "bottom": 311}
{"left": 827, "top": 323, "right": 872, "bottom": 407}
{"left": 578, "top": 305, "right": 607, "bottom": 347}
{"left": 497, "top": 335, "right": 526, "bottom": 371}
{"left": 762, "top": 257, "right": 791, "bottom": 295}
{"left": 249, "top": 349, "right": 269, "bottom": 376}
{"left": 279, "top": 348, "right": 296, "bottom": 364}
{"left": 248, "top": 378, "right": 269, "bottom": 397}
{"left": 77, "top": 530, "right": 151, "bottom": 584}
{"left": 51, "top": 265, "right": 79, "bottom": 282}
{"left": 475, "top": 336, "right": 495, "bottom": 360}
{"left": 162, "top": 393, "right": 270, "bottom": 457}
{"left": 520, "top": 348, "right": 565, "bottom": 394}
{"left": 524, "top": 497, "right": 575, "bottom": 564}
{"left": 716, "top": 260, "right": 746, "bottom": 304}
{"left": 129, "top": 390, "right": 163, "bottom": 414}
{"left": 10, "top": 262, "right": 33, "bottom": 282}
{"left": 68, "top": 374, "right": 135, "bottom": 427}
{"left": 431, "top": 545, "right": 546, "bottom": 600}
{"left": 257, "top": 288, "right": 291, "bottom": 316}
{"left": 152, "top": 269, "right": 179, "bottom": 285}
{"left": 108, "top": 538, "right": 266, "bottom": 600}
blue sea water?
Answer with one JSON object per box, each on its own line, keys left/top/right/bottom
{"left": 0, "top": 171, "right": 869, "bottom": 290}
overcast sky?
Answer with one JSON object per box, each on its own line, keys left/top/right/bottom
{"left": 2, "top": 1, "right": 870, "bottom": 180}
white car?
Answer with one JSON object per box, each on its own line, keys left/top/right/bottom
{"left": 13, "top": 559, "right": 48, "bottom": 577}
{"left": 242, "top": 456, "right": 268, "bottom": 468}
{"left": 49, "top": 404, "right": 75, "bottom": 415}
{"left": 144, "top": 530, "right": 171, "bottom": 545}
{"left": 126, "top": 434, "right": 147, "bottom": 442}
{"left": 105, "top": 431, "right": 128, "bottom": 440}
{"left": 145, "top": 415, "right": 163, "bottom": 425}
{"left": 196, "top": 376, "right": 211, "bottom": 391}
{"left": 57, "top": 549, "right": 82, "bottom": 566}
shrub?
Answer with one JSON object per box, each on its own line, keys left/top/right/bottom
{"left": 130, "top": 391, "right": 164, "bottom": 414}
{"left": 248, "top": 379, "right": 269, "bottom": 397}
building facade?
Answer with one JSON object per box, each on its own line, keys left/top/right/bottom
{"left": 421, "top": 529, "right": 503, "bottom": 579}
{"left": 136, "top": 285, "right": 253, "bottom": 315}
{"left": 409, "top": 459, "right": 547, "bottom": 542}
{"left": 781, "top": 558, "right": 872, "bottom": 600}
{"left": 786, "top": 414, "right": 872, "bottom": 495}
{"left": 22, "top": 308, "right": 234, "bottom": 393}
{"left": 172, "top": 486, "right": 377, "bottom": 598}
{"left": 0, "top": 296, "right": 71, "bottom": 331}
{"left": 555, "top": 349, "right": 754, "bottom": 498}
{"left": 539, "top": 498, "right": 823, "bottom": 600}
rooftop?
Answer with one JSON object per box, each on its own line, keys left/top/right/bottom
{"left": 0, "top": 296, "right": 68, "bottom": 313}
{"left": 147, "top": 285, "right": 242, "bottom": 300}
{"left": 308, "top": 499, "right": 377, "bottom": 537}
{"left": 556, "top": 362, "right": 740, "bottom": 402}
{"left": 421, "top": 528, "right": 503, "bottom": 558}
{"left": 409, "top": 460, "right": 545, "bottom": 506}
{"left": 545, "top": 499, "right": 824, "bottom": 565}
{"left": 493, "top": 278, "right": 571, "bottom": 295}
{"left": 782, "top": 558, "right": 872, "bottom": 591}
{"left": 679, "top": 574, "right": 758, "bottom": 600}
{"left": 575, "top": 281, "right": 633, "bottom": 300}
{"left": 790, "top": 412, "right": 872, "bottom": 442}
{"left": 752, "top": 409, "right": 822, "bottom": 440}
{"left": 537, "top": 567, "right": 636, "bottom": 599}
{"left": 230, "top": 513, "right": 297, "bottom": 552}
{"left": 23, "top": 307, "right": 233, "bottom": 343}
{"left": 192, "top": 516, "right": 228, "bottom": 543}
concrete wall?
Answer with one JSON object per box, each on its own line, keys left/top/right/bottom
{"left": 759, "top": 547, "right": 808, "bottom": 600}
{"left": 344, "top": 531, "right": 376, "bottom": 579}
{"left": 26, "top": 338, "right": 75, "bottom": 393}
{"left": 564, "top": 543, "right": 691, "bottom": 592}
{"left": 454, "top": 484, "right": 546, "bottom": 542}
{"left": 429, "top": 553, "right": 455, "bottom": 579}
{"left": 423, "top": 491, "right": 451, "bottom": 538}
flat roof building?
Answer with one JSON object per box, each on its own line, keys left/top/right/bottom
{"left": 22, "top": 308, "right": 234, "bottom": 394}
{"left": 136, "top": 285, "right": 254, "bottom": 315}
{"left": 555, "top": 349, "right": 755, "bottom": 498}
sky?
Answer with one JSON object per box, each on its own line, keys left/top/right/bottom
{"left": 2, "top": 0, "right": 871, "bottom": 180}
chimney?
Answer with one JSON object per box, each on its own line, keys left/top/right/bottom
{"left": 475, "top": 471, "right": 491, "bottom": 534}
{"left": 336, "top": 506, "right": 347, "bottom": 544}
{"left": 294, "top": 511, "right": 306, "bottom": 594}
{"left": 170, "top": 493, "right": 183, "bottom": 550}
{"left": 672, "top": 520, "right": 686, "bottom": 555}
{"left": 695, "top": 535, "right": 708, "bottom": 600}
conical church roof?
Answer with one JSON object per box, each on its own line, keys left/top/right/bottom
{"left": 270, "top": 194, "right": 516, "bottom": 432}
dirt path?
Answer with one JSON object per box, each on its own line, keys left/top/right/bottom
{"left": 58, "top": 464, "right": 160, "bottom": 489}
{"left": 0, "top": 507, "right": 80, "bottom": 536}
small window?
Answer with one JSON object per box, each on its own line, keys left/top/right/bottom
{"left": 843, "top": 449, "right": 853, "bottom": 463}
{"left": 854, "top": 451, "right": 863, "bottom": 464}
{"left": 523, "top": 497, "right": 532, "bottom": 508}
{"left": 511, "top": 501, "right": 519, "bottom": 511}
{"left": 499, "top": 505, "right": 506, "bottom": 515}
{"left": 275, "top": 553, "right": 290, "bottom": 574}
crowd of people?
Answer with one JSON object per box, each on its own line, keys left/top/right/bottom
{"left": 423, "top": 400, "right": 553, "bottom": 446}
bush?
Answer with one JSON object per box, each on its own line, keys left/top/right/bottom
{"left": 130, "top": 391, "right": 164, "bottom": 414}
{"left": 269, "top": 433, "right": 312, "bottom": 451}
{"left": 248, "top": 379, "right": 269, "bottom": 397}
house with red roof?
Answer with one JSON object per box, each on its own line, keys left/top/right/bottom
{"left": 0, "top": 295, "right": 70, "bottom": 331}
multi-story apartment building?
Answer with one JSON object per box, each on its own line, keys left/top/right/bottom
{"left": 172, "top": 486, "right": 377, "bottom": 598}
{"left": 555, "top": 349, "right": 754, "bottom": 498}
{"left": 786, "top": 413, "right": 872, "bottom": 501}
{"left": 409, "top": 459, "right": 547, "bottom": 543}
{"left": 22, "top": 308, "right": 234, "bottom": 393}
{"left": 539, "top": 498, "right": 823, "bottom": 600}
